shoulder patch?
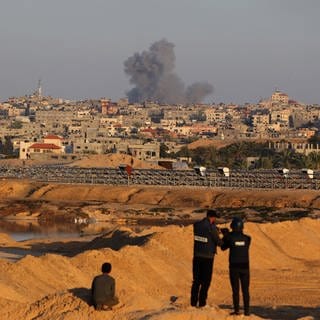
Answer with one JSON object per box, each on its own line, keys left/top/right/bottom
{"left": 235, "top": 241, "right": 245, "bottom": 246}
{"left": 194, "top": 235, "right": 208, "bottom": 243}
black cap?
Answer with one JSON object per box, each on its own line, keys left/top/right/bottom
{"left": 206, "top": 209, "right": 219, "bottom": 218}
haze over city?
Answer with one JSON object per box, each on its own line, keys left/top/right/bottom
{"left": 1, "top": 2, "right": 320, "bottom": 319}
{"left": 0, "top": 0, "right": 319, "bottom": 104}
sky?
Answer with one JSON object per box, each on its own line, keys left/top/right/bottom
{"left": 0, "top": 0, "right": 319, "bottom": 104}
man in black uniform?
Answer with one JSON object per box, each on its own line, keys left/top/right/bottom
{"left": 221, "top": 217, "right": 251, "bottom": 316}
{"left": 191, "top": 209, "right": 222, "bottom": 307}
{"left": 91, "top": 262, "right": 119, "bottom": 310}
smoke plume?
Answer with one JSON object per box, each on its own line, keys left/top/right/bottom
{"left": 124, "top": 39, "right": 213, "bottom": 104}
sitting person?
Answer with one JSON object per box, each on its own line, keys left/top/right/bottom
{"left": 91, "top": 262, "right": 119, "bottom": 310}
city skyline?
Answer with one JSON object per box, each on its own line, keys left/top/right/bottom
{"left": 0, "top": 0, "right": 319, "bottom": 104}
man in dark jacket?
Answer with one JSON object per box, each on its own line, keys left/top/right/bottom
{"left": 221, "top": 217, "right": 251, "bottom": 316}
{"left": 91, "top": 262, "right": 119, "bottom": 311}
{"left": 191, "top": 209, "right": 222, "bottom": 307}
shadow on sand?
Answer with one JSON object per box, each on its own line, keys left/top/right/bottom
{"left": 0, "top": 229, "right": 154, "bottom": 261}
{"left": 219, "top": 304, "right": 320, "bottom": 320}
{"left": 69, "top": 287, "right": 92, "bottom": 306}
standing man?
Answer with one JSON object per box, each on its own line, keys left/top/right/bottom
{"left": 221, "top": 217, "right": 251, "bottom": 316}
{"left": 91, "top": 262, "right": 119, "bottom": 311}
{"left": 191, "top": 209, "right": 222, "bottom": 307}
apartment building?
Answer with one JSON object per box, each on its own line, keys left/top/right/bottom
{"left": 117, "top": 141, "right": 160, "bottom": 160}
{"left": 72, "top": 136, "right": 159, "bottom": 160}
{"left": 271, "top": 90, "right": 289, "bottom": 104}
{"left": 270, "top": 109, "right": 290, "bottom": 124}
{"left": 205, "top": 108, "right": 227, "bottom": 123}
{"left": 291, "top": 107, "right": 320, "bottom": 127}
{"left": 251, "top": 113, "right": 269, "bottom": 125}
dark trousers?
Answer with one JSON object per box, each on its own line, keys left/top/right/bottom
{"left": 93, "top": 297, "right": 119, "bottom": 310}
{"left": 191, "top": 256, "right": 214, "bottom": 307}
{"left": 229, "top": 267, "right": 250, "bottom": 314}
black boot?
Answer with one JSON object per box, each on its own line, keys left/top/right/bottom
{"left": 230, "top": 310, "right": 240, "bottom": 315}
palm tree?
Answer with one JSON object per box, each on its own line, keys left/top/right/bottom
{"left": 273, "top": 149, "right": 293, "bottom": 168}
{"left": 307, "top": 152, "right": 320, "bottom": 169}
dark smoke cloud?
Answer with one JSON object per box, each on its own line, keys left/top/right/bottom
{"left": 186, "top": 82, "right": 214, "bottom": 104}
{"left": 124, "top": 39, "right": 213, "bottom": 104}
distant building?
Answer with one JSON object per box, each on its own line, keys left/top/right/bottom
{"left": 101, "top": 98, "right": 110, "bottom": 115}
{"left": 28, "top": 143, "right": 61, "bottom": 154}
{"left": 43, "top": 134, "right": 63, "bottom": 148}
{"left": 271, "top": 90, "right": 289, "bottom": 104}
{"left": 19, "top": 134, "right": 64, "bottom": 159}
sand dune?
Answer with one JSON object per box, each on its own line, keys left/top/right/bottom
{"left": 0, "top": 154, "right": 163, "bottom": 170}
{"left": 0, "top": 218, "right": 319, "bottom": 320}
{"left": 1, "top": 180, "right": 320, "bottom": 211}
{"left": 69, "top": 154, "right": 163, "bottom": 170}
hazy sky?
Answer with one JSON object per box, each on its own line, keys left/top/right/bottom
{"left": 0, "top": 0, "right": 319, "bottom": 104}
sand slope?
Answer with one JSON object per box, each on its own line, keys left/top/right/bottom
{"left": 69, "top": 154, "right": 163, "bottom": 170}
{"left": 0, "top": 219, "right": 319, "bottom": 319}
{"left": 1, "top": 180, "right": 320, "bottom": 210}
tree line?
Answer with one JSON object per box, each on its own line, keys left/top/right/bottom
{"left": 163, "top": 141, "right": 320, "bottom": 170}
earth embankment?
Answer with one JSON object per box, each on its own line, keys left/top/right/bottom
{"left": 1, "top": 179, "right": 320, "bottom": 209}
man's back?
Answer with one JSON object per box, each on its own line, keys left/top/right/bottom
{"left": 193, "top": 217, "right": 221, "bottom": 259}
{"left": 92, "top": 274, "right": 116, "bottom": 306}
{"left": 222, "top": 231, "right": 251, "bottom": 267}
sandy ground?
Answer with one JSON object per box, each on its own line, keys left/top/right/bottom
{"left": 0, "top": 158, "right": 319, "bottom": 320}
{"left": 0, "top": 218, "right": 318, "bottom": 320}
{"left": 1, "top": 179, "right": 320, "bottom": 210}
{"left": 0, "top": 154, "right": 163, "bottom": 170}
{"left": 68, "top": 154, "right": 164, "bottom": 169}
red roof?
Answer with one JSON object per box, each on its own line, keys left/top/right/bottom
{"left": 29, "top": 143, "right": 61, "bottom": 150}
{"left": 44, "top": 134, "right": 62, "bottom": 140}
{"left": 141, "top": 128, "right": 155, "bottom": 133}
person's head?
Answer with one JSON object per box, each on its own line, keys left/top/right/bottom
{"left": 101, "top": 262, "right": 112, "bottom": 274}
{"left": 230, "top": 217, "right": 244, "bottom": 232}
{"left": 206, "top": 209, "right": 219, "bottom": 224}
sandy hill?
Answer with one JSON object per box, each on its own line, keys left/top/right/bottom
{"left": 0, "top": 154, "right": 163, "bottom": 170}
{"left": 187, "top": 138, "right": 310, "bottom": 150}
{"left": 1, "top": 180, "right": 320, "bottom": 211}
{"left": 188, "top": 139, "right": 234, "bottom": 150}
{"left": 68, "top": 154, "right": 163, "bottom": 169}
{"left": 0, "top": 218, "right": 319, "bottom": 320}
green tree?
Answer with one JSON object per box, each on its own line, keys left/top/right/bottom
{"left": 272, "top": 149, "right": 306, "bottom": 169}
{"left": 306, "top": 152, "right": 320, "bottom": 169}
{"left": 9, "top": 120, "right": 23, "bottom": 129}
{"left": 3, "top": 136, "right": 14, "bottom": 156}
{"left": 258, "top": 157, "right": 273, "bottom": 169}
{"left": 308, "top": 135, "right": 320, "bottom": 147}
{"left": 160, "top": 143, "right": 170, "bottom": 158}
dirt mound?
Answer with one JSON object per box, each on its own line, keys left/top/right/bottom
{"left": 188, "top": 139, "right": 234, "bottom": 150}
{"left": 2, "top": 180, "right": 320, "bottom": 211}
{"left": 69, "top": 154, "right": 163, "bottom": 169}
{"left": 0, "top": 233, "right": 14, "bottom": 244}
{"left": 0, "top": 219, "right": 319, "bottom": 319}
